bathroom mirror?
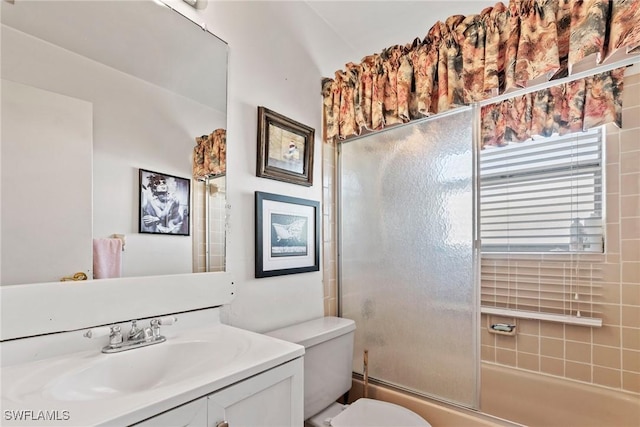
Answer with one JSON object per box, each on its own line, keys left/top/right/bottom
{"left": 1, "top": 0, "right": 228, "bottom": 285}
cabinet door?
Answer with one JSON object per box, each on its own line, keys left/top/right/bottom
{"left": 134, "top": 397, "right": 208, "bottom": 427}
{"left": 208, "top": 358, "right": 303, "bottom": 427}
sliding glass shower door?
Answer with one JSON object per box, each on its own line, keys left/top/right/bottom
{"left": 339, "top": 108, "right": 478, "bottom": 408}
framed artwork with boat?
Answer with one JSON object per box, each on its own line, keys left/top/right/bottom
{"left": 254, "top": 191, "right": 319, "bottom": 278}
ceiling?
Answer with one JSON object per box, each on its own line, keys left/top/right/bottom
{"left": 305, "top": 0, "right": 496, "bottom": 60}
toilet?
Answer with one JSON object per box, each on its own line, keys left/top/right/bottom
{"left": 266, "top": 316, "right": 432, "bottom": 427}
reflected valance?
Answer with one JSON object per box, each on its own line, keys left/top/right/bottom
{"left": 193, "top": 129, "right": 227, "bottom": 179}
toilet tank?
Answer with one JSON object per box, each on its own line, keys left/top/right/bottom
{"left": 266, "top": 316, "right": 355, "bottom": 419}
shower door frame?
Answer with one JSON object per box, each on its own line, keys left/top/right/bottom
{"left": 335, "top": 105, "right": 482, "bottom": 410}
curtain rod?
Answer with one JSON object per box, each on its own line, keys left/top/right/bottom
{"left": 339, "top": 105, "right": 473, "bottom": 144}
{"left": 477, "top": 54, "right": 640, "bottom": 107}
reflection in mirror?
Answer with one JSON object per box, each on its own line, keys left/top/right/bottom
{"left": 1, "top": 0, "right": 228, "bottom": 285}
{"left": 193, "top": 176, "right": 226, "bottom": 273}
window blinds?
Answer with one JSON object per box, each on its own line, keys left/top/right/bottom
{"left": 479, "top": 128, "right": 604, "bottom": 325}
{"left": 480, "top": 254, "right": 603, "bottom": 324}
{"left": 480, "top": 127, "right": 604, "bottom": 253}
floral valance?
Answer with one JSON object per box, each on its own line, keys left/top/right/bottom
{"left": 481, "top": 67, "right": 624, "bottom": 147}
{"left": 322, "top": 0, "right": 640, "bottom": 146}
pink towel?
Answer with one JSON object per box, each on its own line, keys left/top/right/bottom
{"left": 93, "top": 238, "right": 122, "bottom": 279}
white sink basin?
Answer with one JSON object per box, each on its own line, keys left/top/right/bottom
{"left": 5, "top": 333, "right": 250, "bottom": 404}
{"left": 45, "top": 340, "right": 240, "bottom": 401}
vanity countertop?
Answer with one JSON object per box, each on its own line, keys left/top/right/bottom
{"left": 1, "top": 323, "right": 304, "bottom": 426}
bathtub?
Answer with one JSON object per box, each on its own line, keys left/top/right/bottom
{"left": 481, "top": 362, "right": 640, "bottom": 427}
{"left": 349, "top": 377, "right": 517, "bottom": 427}
{"left": 349, "top": 362, "right": 639, "bottom": 427}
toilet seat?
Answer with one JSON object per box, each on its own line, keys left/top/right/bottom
{"left": 329, "top": 398, "right": 431, "bottom": 427}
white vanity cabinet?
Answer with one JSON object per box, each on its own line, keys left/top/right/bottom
{"left": 207, "top": 357, "right": 303, "bottom": 427}
{"left": 135, "top": 358, "right": 303, "bottom": 427}
{"left": 135, "top": 398, "right": 208, "bottom": 426}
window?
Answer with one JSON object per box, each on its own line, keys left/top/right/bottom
{"left": 480, "top": 127, "right": 605, "bottom": 254}
{"left": 479, "top": 127, "right": 605, "bottom": 325}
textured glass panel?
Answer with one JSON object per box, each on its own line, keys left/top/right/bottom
{"left": 340, "top": 109, "right": 478, "bottom": 408}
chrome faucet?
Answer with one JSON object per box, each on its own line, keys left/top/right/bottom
{"left": 127, "top": 320, "right": 152, "bottom": 341}
{"left": 84, "top": 316, "right": 177, "bottom": 353}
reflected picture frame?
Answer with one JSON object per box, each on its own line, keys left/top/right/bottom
{"left": 257, "top": 106, "right": 315, "bottom": 187}
{"left": 255, "top": 191, "right": 320, "bottom": 278}
{"left": 139, "top": 169, "right": 190, "bottom": 236}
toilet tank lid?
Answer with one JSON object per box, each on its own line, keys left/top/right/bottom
{"left": 265, "top": 316, "right": 355, "bottom": 349}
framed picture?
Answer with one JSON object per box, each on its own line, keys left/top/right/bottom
{"left": 257, "top": 106, "right": 315, "bottom": 187}
{"left": 255, "top": 191, "right": 320, "bottom": 278}
{"left": 139, "top": 169, "right": 190, "bottom": 236}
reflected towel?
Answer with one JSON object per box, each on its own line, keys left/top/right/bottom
{"left": 93, "top": 238, "right": 122, "bottom": 279}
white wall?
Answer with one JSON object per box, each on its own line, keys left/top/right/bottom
{"left": 168, "top": 1, "right": 355, "bottom": 332}
{"left": 2, "top": 81, "right": 93, "bottom": 285}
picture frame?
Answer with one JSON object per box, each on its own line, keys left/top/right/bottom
{"left": 257, "top": 106, "right": 315, "bottom": 187}
{"left": 255, "top": 191, "right": 320, "bottom": 278}
{"left": 139, "top": 169, "right": 190, "bottom": 236}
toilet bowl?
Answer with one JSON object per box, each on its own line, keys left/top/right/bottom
{"left": 265, "top": 316, "right": 431, "bottom": 427}
{"left": 307, "top": 399, "right": 431, "bottom": 427}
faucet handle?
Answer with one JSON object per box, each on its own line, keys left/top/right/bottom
{"left": 158, "top": 316, "right": 177, "bottom": 325}
{"left": 109, "top": 325, "right": 123, "bottom": 345}
{"left": 150, "top": 316, "right": 177, "bottom": 327}
{"left": 83, "top": 326, "right": 111, "bottom": 339}
{"left": 150, "top": 316, "right": 177, "bottom": 338}
{"left": 84, "top": 325, "right": 122, "bottom": 345}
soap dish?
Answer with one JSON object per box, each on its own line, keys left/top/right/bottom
{"left": 487, "top": 317, "right": 517, "bottom": 336}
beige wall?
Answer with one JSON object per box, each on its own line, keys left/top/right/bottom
{"left": 322, "top": 72, "right": 640, "bottom": 394}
